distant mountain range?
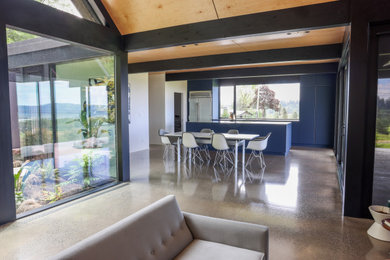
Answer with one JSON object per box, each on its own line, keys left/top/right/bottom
{"left": 17, "top": 103, "right": 108, "bottom": 119}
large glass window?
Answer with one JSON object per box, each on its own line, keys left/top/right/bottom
{"left": 34, "top": 0, "right": 102, "bottom": 24}
{"left": 373, "top": 34, "right": 390, "bottom": 205}
{"left": 219, "top": 86, "right": 234, "bottom": 119}
{"left": 220, "top": 83, "right": 300, "bottom": 120}
{"left": 35, "top": 0, "right": 82, "bottom": 17}
{"left": 7, "top": 28, "right": 117, "bottom": 215}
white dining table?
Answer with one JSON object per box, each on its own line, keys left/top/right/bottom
{"left": 164, "top": 132, "right": 259, "bottom": 169}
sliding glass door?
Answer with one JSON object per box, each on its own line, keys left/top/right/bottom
{"left": 373, "top": 33, "right": 390, "bottom": 205}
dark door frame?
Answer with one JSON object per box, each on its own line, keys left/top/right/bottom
{"left": 363, "top": 23, "right": 390, "bottom": 213}
{"left": 174, "top": 92, "right": 182, "bottom": 132}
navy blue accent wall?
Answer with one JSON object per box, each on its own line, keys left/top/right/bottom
{"left": 187, "top": 80, "right": 213, "bottom": 120}
{"left": 188, "top": 80, "right": 213, "bottom": 92}
{"left": 188, "top": 74, "right": 336, "bottom": 148}
{"left": 292, "top": 74, "right": 336, "bottom": 147}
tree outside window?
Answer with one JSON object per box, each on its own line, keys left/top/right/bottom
{"left": 221, "top": 83, "right": 300, "bottom": 120}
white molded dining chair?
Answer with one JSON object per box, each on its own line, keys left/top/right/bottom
{"left": 197, "top": 129, "right": 214, "bottom": 161}
{"left": 212, "top": 134, "right": 234, "bottom": 167}
{"left": 227, "top": 129, "right": 239, "bottom": 135}
{"left": 182, "top": 132, "right": 204, "bottom": 164}
{"left": 245, "top": 132, "right": 272, "bottom": 168}
{"left": 200, "top": 128, "right": 214, "bottom": 134}
{"left": 159, "top": 129, "right": 179, "bottom": 160}
{"left": 226, "top": 129, "right": 239, "bottom": 149}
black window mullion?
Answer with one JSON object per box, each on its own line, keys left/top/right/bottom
{"left": 0, "top": 23, "right": 17, "bottom": 224}
{"left": 233, "top": 85, "right": 237, "bottom": 118}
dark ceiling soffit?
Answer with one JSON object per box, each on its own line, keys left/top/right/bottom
{"left": 123, "top": 1, "right": 350, "bottom": 52}
{"left": 166, "top": 62, "right": 339, "bottom": 81}
{"left": 0, "top": 0, "right": 121, "bottom": 53}
{"left": 128, "top": 44, "right": 342, "bottom": 73}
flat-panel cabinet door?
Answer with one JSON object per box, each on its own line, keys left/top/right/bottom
{"left": 198, "top": 98, "right": 212, "bottom": 122}
{"left": 189, "top": 99, "right": 198, "bottom": 122}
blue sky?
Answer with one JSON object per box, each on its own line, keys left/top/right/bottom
{"left": 16, "top": 80, "right": 108, "bottom": 106}
{"left": 378, "top": 78, "right": 390, "bottom": 100}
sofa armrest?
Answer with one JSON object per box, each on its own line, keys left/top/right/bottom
{"left": 183, "top": 212, "right": 269, "bottom": 260}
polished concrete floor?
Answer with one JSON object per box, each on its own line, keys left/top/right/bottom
{"left": 1, "top": 145, "right": 390, "bottom": 259}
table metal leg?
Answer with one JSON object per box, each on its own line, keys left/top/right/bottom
{"left": 235, "top": 141, "right": 238, "bottom": 169}
{"left": 177, "top": 138, "right": 181, "bottom": 162}
{"left": 242, "top": 140, "right": 245, "bottom": 181}
{"left": 234, "top": 167, "right": 238, "bottom": 196}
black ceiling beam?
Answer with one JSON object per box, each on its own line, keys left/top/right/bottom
{"left": 0, "top": 0, "right": 121, "bottom": 52}
{"left": 128, "top": 44, "right": 342, "bottom": 73}
{"left": 166, "top": 62, "right": 339, "bottom": 81}
{"left": 123, "top": 1, "right": 349, "bottom": 52}
{"left": 219, "top": 76, "right": 301, "bottom": 86}
{"left": 8, "top": 45, "right": 104, "bottom": 69}
{"left": 93, "top": 0, "right": 120, "bottom": 34}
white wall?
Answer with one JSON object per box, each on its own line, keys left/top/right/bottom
{"left": 165, "top": 81, "right": 187, "bottom": 133}
{"left": 149, "top": 73, "right": 166, "bottom": 144}
{"left": 128, "top": 73, "right": 149, "bottom": 153}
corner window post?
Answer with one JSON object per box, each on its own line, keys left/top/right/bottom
{"left": 0, "top": 23, "right": 17, "bottom": 224}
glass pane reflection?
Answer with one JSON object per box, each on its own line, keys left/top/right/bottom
{"left": 373, "top": 34, "right": 390, "bottom": 205}
{"left": 7, "top": 28, "right": 117, "bottom": 215}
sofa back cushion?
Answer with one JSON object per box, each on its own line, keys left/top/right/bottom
{"left": 53, "top": 195, "right": 193, "bottom": 260}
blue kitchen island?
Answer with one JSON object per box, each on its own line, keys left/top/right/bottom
{"left": 186, "top": 121, "right": 292, "bottom": 156}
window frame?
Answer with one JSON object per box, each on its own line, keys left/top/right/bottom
{"left": 0, "top": 0, "right": 128, "bottom": 225}
{"left": 35, "top": 0, "right": 105, "bottom": 25}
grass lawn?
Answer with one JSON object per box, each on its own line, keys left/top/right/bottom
{"left": 376, "top": 132, "right": 390, "bottom": 148}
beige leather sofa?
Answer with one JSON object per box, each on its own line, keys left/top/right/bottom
{"left": 53, "top": 195, "right": 268, "bottom": 260}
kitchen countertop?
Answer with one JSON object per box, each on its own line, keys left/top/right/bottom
{"left": 188, "top": 121, "right": 292, "bottom": 125}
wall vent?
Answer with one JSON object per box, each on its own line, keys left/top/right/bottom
{"left": 189, "top": 91, "right": 211, "bottom": 98}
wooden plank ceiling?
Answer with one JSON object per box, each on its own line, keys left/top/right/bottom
{"left": 127, "top": 26, "right": 346, "bottom": 64}
{"left": 101, "top": 0, "right": 338, "bottom": 35}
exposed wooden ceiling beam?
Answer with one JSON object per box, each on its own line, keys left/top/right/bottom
{"left": 165, "top": 62, "right": 338, "bottom": 81}
{"left": 128, "top": 44, "right": 342, "bottom": 73}
{"left": 123, "top": 1, "right": 349, "bottom": 52}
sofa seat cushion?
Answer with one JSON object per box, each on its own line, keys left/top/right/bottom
{"left": 174, "top": 239, "right": 264, "bottom": 260}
